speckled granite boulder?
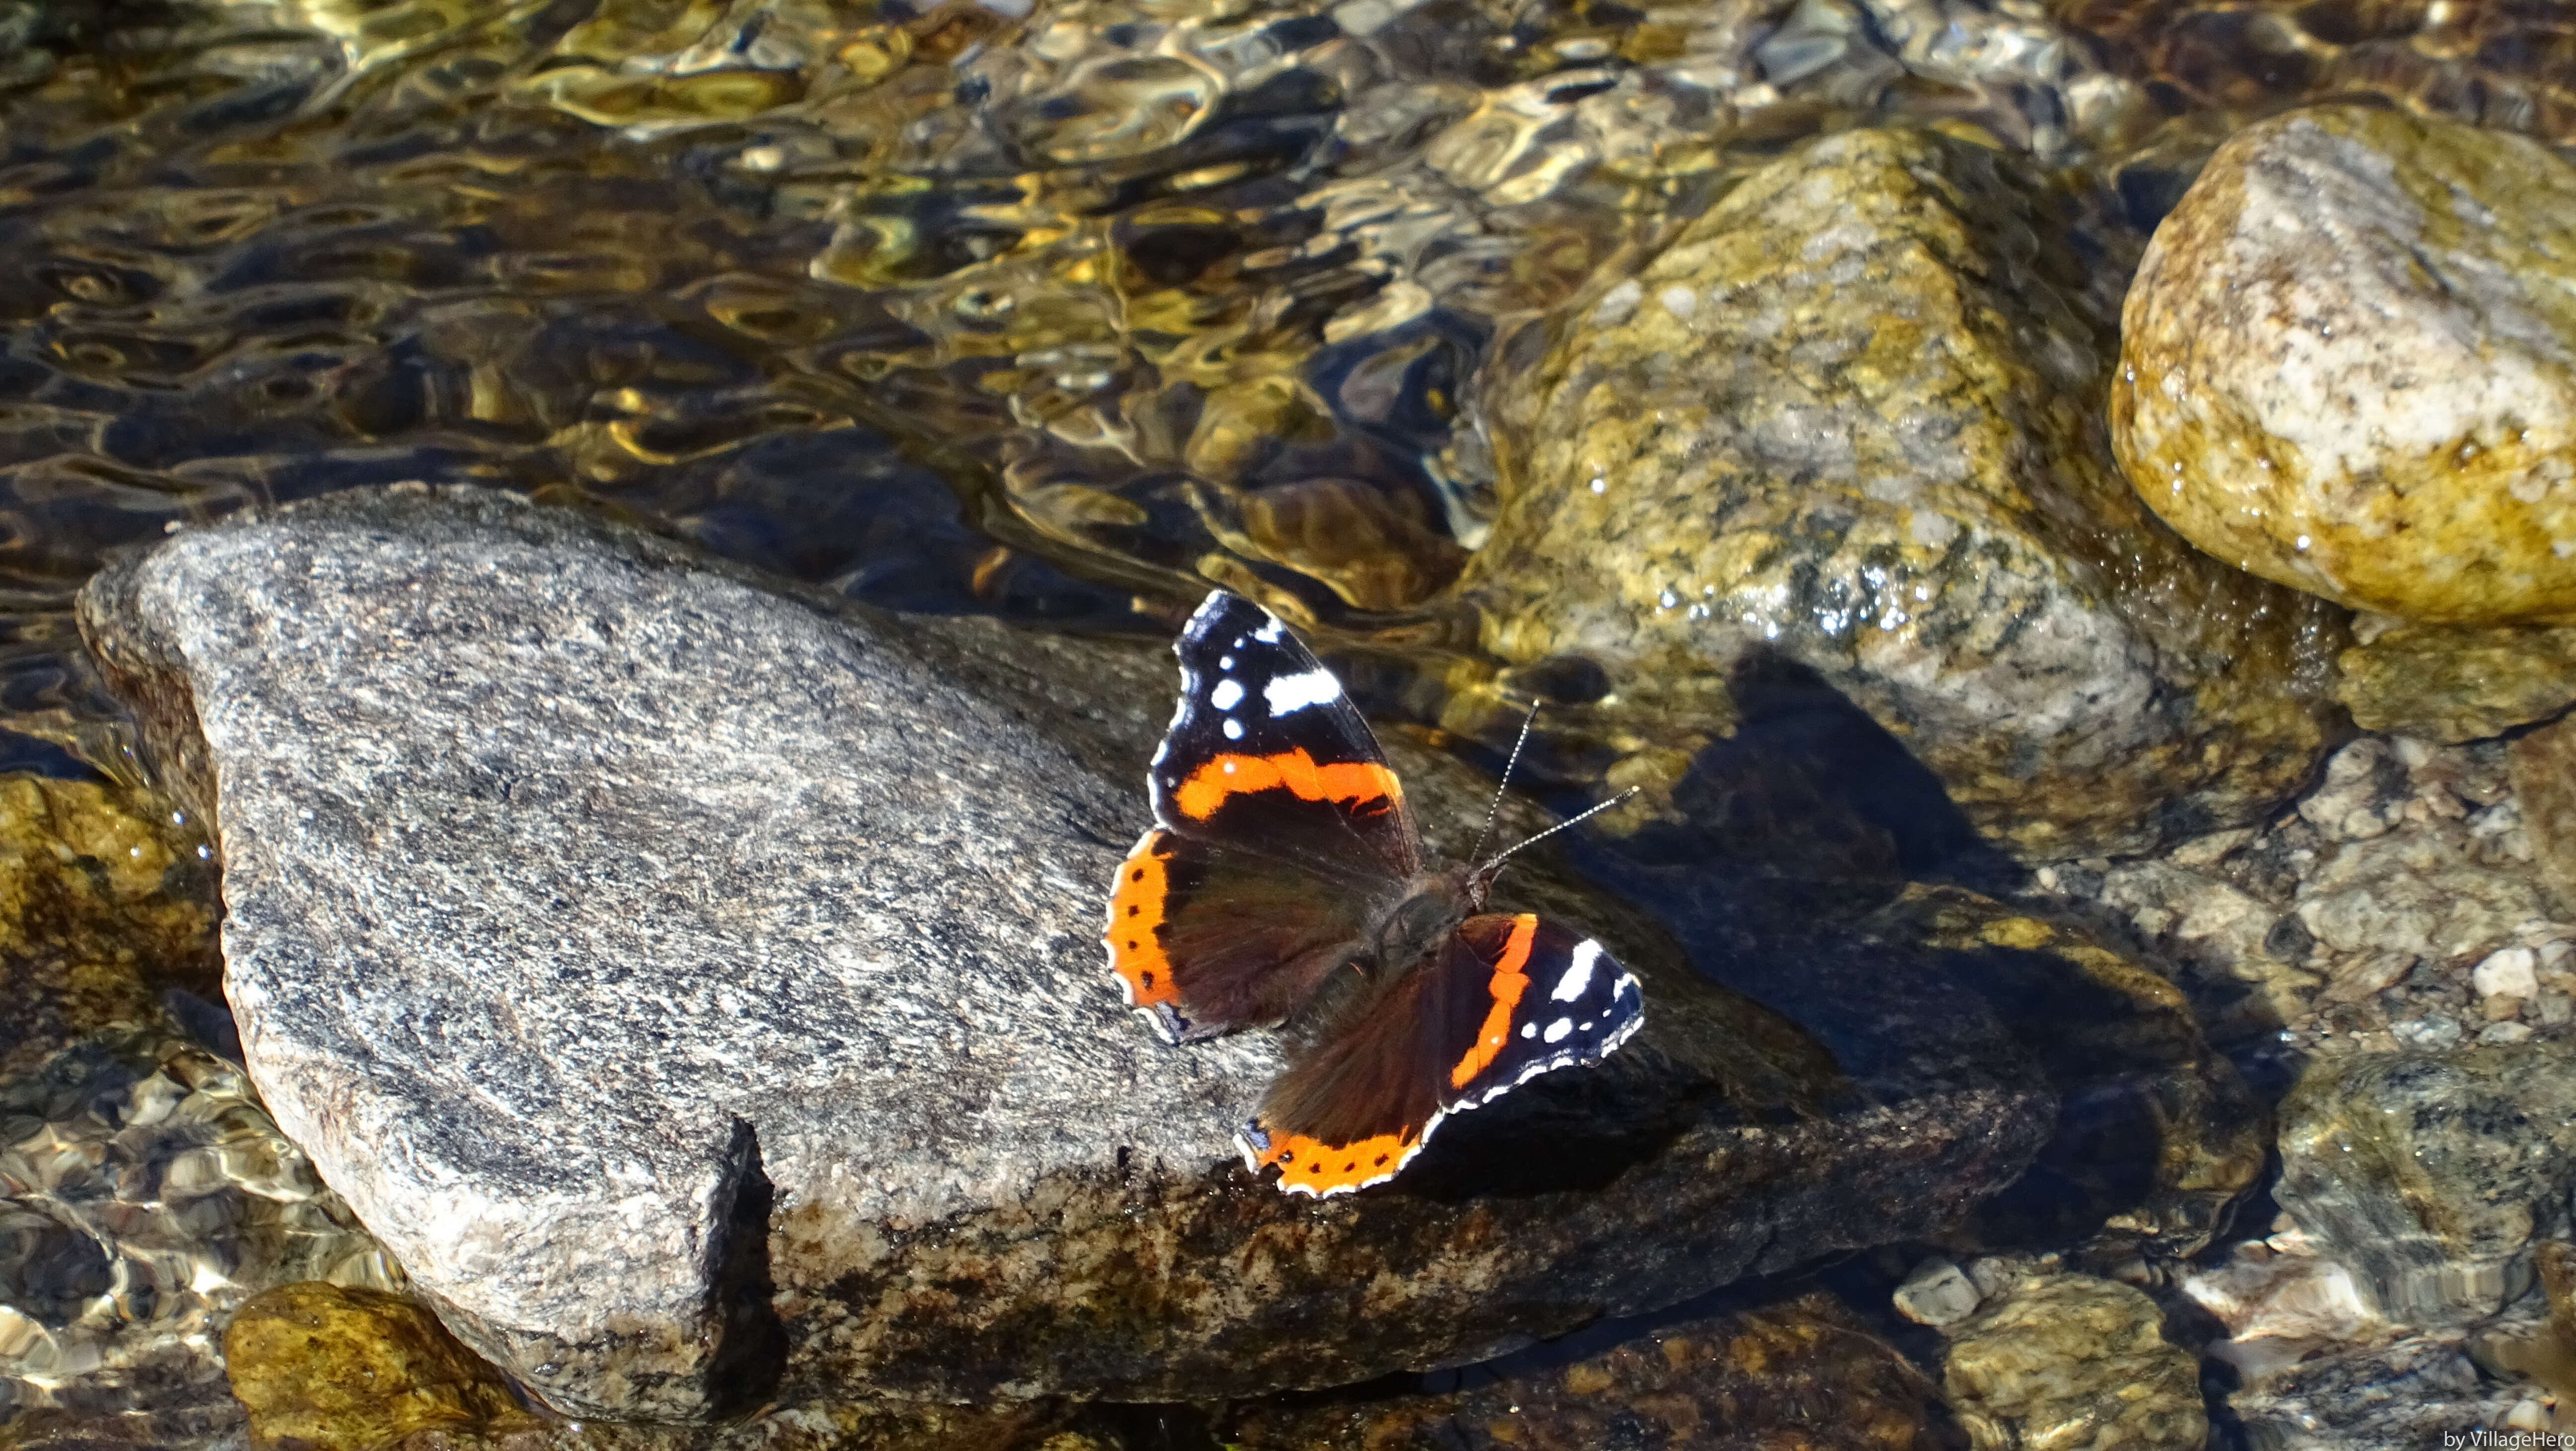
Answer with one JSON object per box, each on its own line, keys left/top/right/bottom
{"left": 1939, "top": 1270, "right": 2206, "bottom": 1451}
{"left": 75, "top": 485, "right": 2053, "bottom": 1420}
{"left": 2275, "top": 1045, "right": 2576, "bottom": 1327}
{"left": 1463, "top": 125, "right": 2343, "bottom": 862}
{"left": 2337, "top": 619, "right": 2576, "bottom": 743}
{"left": 2114, "top": 105, "right": 2576, "bottom": 624}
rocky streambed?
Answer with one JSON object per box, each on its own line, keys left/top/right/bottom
{"left": 2, "top": 1, "right": 2575, "bottom": 1450}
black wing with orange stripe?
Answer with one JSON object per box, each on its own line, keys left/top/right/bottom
{"left": 1144, "top": 591, "right": 1419, "bottom": 887}
{"left": 1234, "top": 914, "right": 1644, "bottom": 1198}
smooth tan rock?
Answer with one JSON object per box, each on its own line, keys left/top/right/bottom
{"left": 2115, "top": 105, "right": 2576, "bottom": 624}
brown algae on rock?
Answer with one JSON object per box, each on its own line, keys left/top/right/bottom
{"left": 1464, "top": 124, "right": 2343, "bottom": 862}
{"left": 2339, "top": 618, "right": 2576, "bottom": 743}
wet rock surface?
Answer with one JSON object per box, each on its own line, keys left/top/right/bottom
{"left": 2338, "top": 619, "right": 2576, "bottom": 744}
{"left": 2114, "top": 105, "right": 2576, "bottom": 624}
{"left": 1463, "top": 124, "right": 2343, "bottom": 863}
{"left": 2274, "top": 1044, "right": 2576, "bottom": 1328}
{"left": 1935, "top": 1269, "right": 2205, "bottom": 1451}
{"left": 2226, "top": 1331, "right": 2528, "bottom": 1448}
{"left": 1865, "top": 886, "right": 2264, "bottom": 1259}
{"left": 75, "top": 484, "right": 2055, "bottom": 1421}
{"left": 1220, "top": 1289, "right": 1959, "bottom": 1450}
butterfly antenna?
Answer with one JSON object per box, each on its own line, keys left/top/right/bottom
{"left": 1468, "top": 702, "right": 1542, "bottom": 867}
{"left": 1477, "top": 788, "right": 1642, "bottom": 879}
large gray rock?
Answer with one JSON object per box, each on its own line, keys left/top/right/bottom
{"left": 75, "top": 485, "right": 2053, "bottom": 1421}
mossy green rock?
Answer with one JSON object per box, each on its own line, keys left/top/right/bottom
{"left": 1463, "top": 126, "right": 2343, "bottom": 862}
{"left": 2115, "top": 106, "right": 2576, "bottom": 624}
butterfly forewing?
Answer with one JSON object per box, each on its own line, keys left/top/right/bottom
{"left": 1146, "top": 591, "right": 1420, "bottom": 887}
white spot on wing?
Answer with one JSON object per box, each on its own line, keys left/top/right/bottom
{"left": 1543, "top": 1017, "right": 1575, "bottom": 1044}
{"left": 1252, "top": 616, "right": 1284, "bottom": 643}
{"left": 1222, "top": 719, "right": 1243, "bottom": 739}
{"left": 1265, "top": 667, "right": 1341, "bottom": 715}
{"left": 1520, "top": 1021, "right": 1536, "bottom": 1039}
{"left": 1209, "top": 678, "right": 1245, "bottom": 710}
{"left": 1551, "top": 940, "right": 1603, "bottom": 1002}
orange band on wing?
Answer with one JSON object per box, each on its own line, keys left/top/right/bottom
{"left": 1244, "top": 1120, "right": 1427, "bottom": 1198}
{"left": 1105, "top": 831, "right": 1181, "bottom": 1008}
{"left": 1448, "top": 914, "right": 1538, "bottom": 1090}
{"left": 1171, "top": 748, "right": 1401, "bottom": 823}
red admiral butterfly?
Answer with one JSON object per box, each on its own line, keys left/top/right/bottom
{"left": 1104, "top": 590, "right": 1644, "bottom": 1197}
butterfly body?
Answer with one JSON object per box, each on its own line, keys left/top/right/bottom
{"left": 1103, "top": 590, "right": 1643, "bottom": 1197}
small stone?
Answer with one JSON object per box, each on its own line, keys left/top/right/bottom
{"left": 2182, "top": 1226, "right": 2384, "bottom": 1348}
{"left": 1893, "top": 1257, "right": 1982, "bottom": 1327}
{"left": 224, "top": 1282, "right": 534, "bottom": 1451}
{"left": 2484, "top": 993, "right": 2528, "bottom": 1023}
{"left": 2390, "top": 1017, "right": 2465, "bottom": 1051}
{"left": 2475, "top": 946, "right": 2542, "bottom": 1001}
{"left": 2541, "top": 993, "right": 2573, "bottom": 1026}
{"left": 2482, "top": 1022, "right": 2536, "bottom": 1045}
{"left": 1942, "top": 1274, "right": 2206, "bottom": 1450}
{"left": 2509, "top": 1399, "right": 2552, "bottom": 1432}
{"left": 2114, "top": 105, "right": 2576, "bottom": 624}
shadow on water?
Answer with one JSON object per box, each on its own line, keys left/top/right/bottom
{"left": 1539, "top": 648, "right": 2272, "bottom": 1259}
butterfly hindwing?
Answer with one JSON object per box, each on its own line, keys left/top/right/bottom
{"left": 1234, "top": 913, "right": 1643, "bottom": 1198}
{"left": 1106, "top": 827, "right": 1377, "bottom": 1044}
{"left": 1147, "top": 591, "right": 1419, "bottom": 887}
